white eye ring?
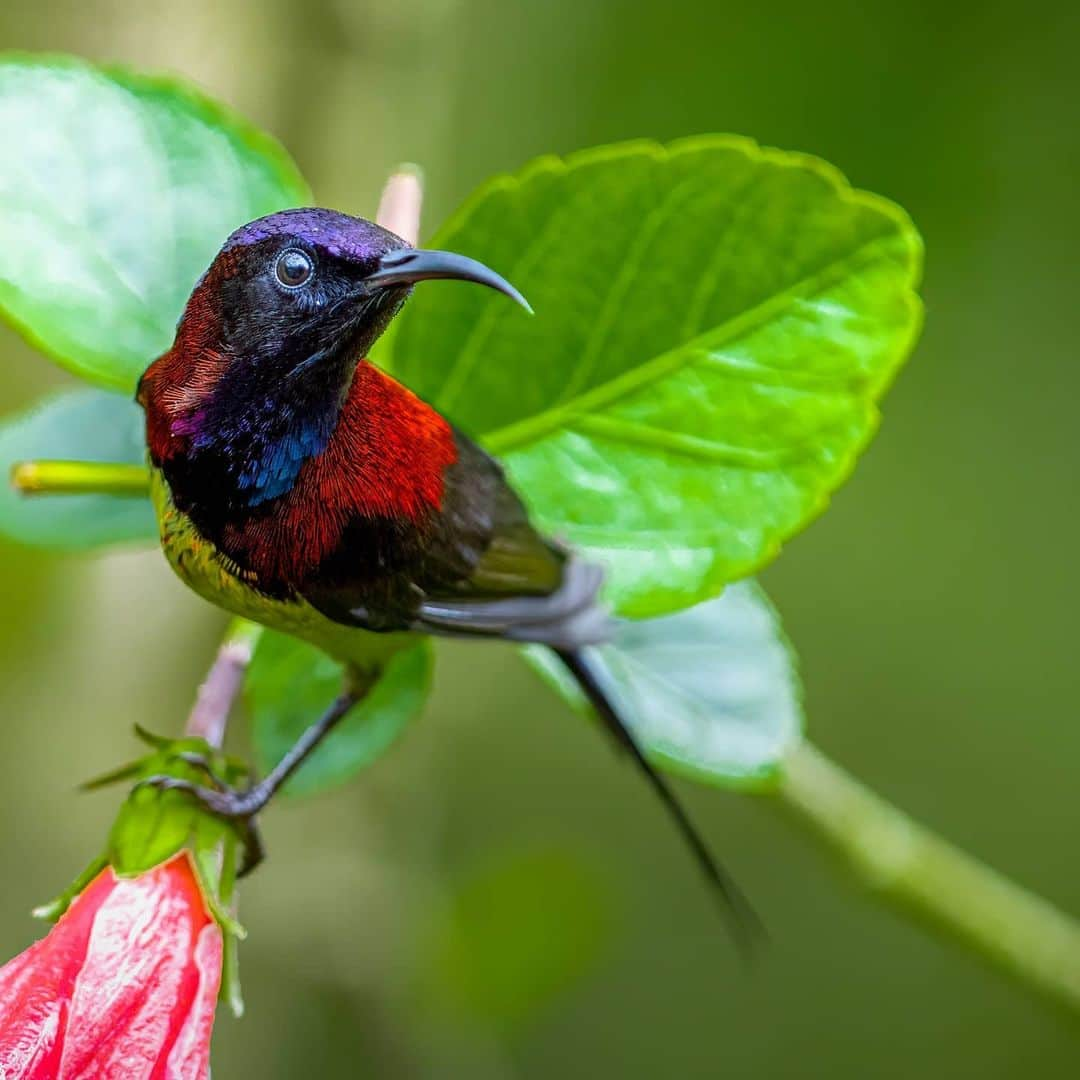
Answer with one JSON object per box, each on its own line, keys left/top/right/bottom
{"left": 275, "top": 249, "right": 314, "bottom": 289}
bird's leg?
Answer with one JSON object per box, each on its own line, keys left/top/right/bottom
{"left": 231, "top": 688, "right": 361, "bottom": 814}
{"left": 140, "top": 685, "right": 363, "bottom": 838}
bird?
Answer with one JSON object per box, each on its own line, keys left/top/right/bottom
{"left": 137, "top": 207, "right": 759, "bottom": 944}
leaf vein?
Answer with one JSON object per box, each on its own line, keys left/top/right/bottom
{"left": 486, "top": 230, "right": 906, "bottom": 454}
{"left": 435, "top": 169, "right": 576, "bottom": 414}
{"left": 556, "top": 164, "right": 701, "bottom": 403}
{"left": 570, "top": 415, "right": 819, "bottom": 469}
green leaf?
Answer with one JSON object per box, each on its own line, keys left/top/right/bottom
{"left": 0, "top": 388, "right": 157, "bottom": 548}
{"left": 390, "top": 137, "right": 923, "bottom": 616}
{"left": 412, "top": 848, "right": 613, "bottom": 1034}
{"left": 0, "top": 53, "right": 311, "bottom": 391}
{"left": 525, "top": 581, "right": 803, "bottom": 787}
{"left": 246, "top": 631, "right": 433, "bottom": 797}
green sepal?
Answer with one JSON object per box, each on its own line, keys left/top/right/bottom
{"left": 37, "top": 728, "right": 253, "bottom": 1016}
{"left": 193, "top": 829, "right": 246, "bottom": 1016}
{"left": 132, "top": 723, "right": 177, "bottom": 750}
{"left": 32, "top": 854, "right": 109, "bottom": 923}
{"left": 104, "top": 735, "right": 246, "bottom": 876}
{"left": 78, "top": 759, "right": 145, "bottom": 792}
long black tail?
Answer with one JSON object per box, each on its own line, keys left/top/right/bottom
{"left": 555, "top": 647, "right": 764, "bottom": 954}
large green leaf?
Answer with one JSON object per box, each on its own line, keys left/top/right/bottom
{"left": 0, "top": 54, "right": 310, "bottom": 391}
{"left": 525, "top": 581, "right": 803, "bottom": 787}
{"left": 0, "top": 388, "right": 156, "bottom": 548}
{"left": 245, "top": 631, "right": 433, "bottom": 797}
{"left": 390, "top": 137, "right": 923, "bottom": 616}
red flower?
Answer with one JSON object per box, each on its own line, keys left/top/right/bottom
{"left": 0, "top": 853, "right": 222, "bottom": 1079}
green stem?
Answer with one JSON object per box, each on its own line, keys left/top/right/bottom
{"left": 10, "top": 459, "right": 151, "bottom": 497}
{"left": 776, "top": 740, "right": 1080, "bottom": 1016}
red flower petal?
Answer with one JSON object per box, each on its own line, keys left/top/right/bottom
{"left": 0, "top": 870, "right": 116, "bottom": 1078}
{"left": 0, "top": 854, "right": 222, "bottom": 1080}
{"left": 162, "top": 923, "right": 222, "bottom": 1079}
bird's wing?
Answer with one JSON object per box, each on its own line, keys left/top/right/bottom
{"left": 414, "top": 432, "right": 612, "bottom": 646}
{"left": 301, "top": 428, "right": 612, "bottom": 648}
{"left": 416, "top": 552, "right": 611, "bottom": 646}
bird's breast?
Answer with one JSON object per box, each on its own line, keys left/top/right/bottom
{"left": 149, "top": 362, "right": 460, "bottom": 602}
{"left": 150, "top": 467, "right": 412, "bottom": 664}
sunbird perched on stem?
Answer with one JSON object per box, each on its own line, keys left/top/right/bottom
{"left": 137, "top": 209, "right": 758, "bottom": 944}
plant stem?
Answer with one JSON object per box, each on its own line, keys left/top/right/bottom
{"left": 376, "top": 164, "right": 424, "bottom": 243}
{"left": 10, "top": 460, "right": 150, "bottom": 496}
{"left": 185, "top": 620, "right": 260, "bottom": 748}
{"left": 776, "top": 740, "right": 1080, "bottom": 1016}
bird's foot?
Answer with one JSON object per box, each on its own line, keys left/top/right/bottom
{"left": 137, "top": 764, "right": 270, "bottom": 876}
{"left": 137, "top": 688, "right": 365, "bottom": 877}
{"left": 139, "top": 775, "right": 270, "bottom": 818}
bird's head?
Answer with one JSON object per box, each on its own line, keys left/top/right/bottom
{"left": 140, "top": 207, "right": 528, "bottom": 483}
{"left": 182, "top": 207, "right": 529, "bottom": 376}
{"left": 141, "top": 207, "right": 528, "bottom": 471}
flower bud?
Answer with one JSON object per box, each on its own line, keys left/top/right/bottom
{"left": 0, "top": 853, "right": 221, "bottom": 1079}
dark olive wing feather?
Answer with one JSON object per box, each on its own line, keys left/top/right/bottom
{"left": 302, "top": 427, "right": 612, "bottom": 647}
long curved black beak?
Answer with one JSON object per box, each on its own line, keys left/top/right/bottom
{"left": 366, "top": 248, "right": 532, "bottom": 314}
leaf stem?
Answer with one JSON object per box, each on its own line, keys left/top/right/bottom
{"left": 776, "top": 740, "right": 1080, "bottom": 1016}
{"left": 10, "top": 459, "right": 151, "bottom": 497}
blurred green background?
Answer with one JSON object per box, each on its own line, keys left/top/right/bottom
{"left": 2, "top": 0, "right": 1079, "bottom": 1075}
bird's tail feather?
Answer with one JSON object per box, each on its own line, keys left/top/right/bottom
{"left": 554, "top": 646, "right": 764, "bottom": 955}
{"left": 419, "top": 555, "right": 613, "bottom": 647}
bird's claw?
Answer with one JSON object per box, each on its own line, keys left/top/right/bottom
{"left": 137, "top": 774, "right": 259, "bottom": 817}
{"left": 173, "top": 751, "right": 229, "bottom": 791}
{"left": 135, "top": 774, "right": 268, "bottom": 877}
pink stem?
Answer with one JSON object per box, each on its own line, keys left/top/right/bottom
{"left": 184, "top": 633, "right": 255, "bottom": 749}
{"left": 376, "top": 166, "right": 424, "bottom": 246}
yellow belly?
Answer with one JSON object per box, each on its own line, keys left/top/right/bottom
{"left": 150, "top": 468, "right": 413, "bottom": 670}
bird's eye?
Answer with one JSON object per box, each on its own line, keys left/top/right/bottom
{"left": 275, "top": 249, "right": 314, "bottom": 289}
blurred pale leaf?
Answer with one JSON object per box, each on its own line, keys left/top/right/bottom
{"left": 414, "top": 848, "right": 612, "bottom": 1034}
{"left": 0, "top": 388, "right": 156, "bottom": 548}
{"left": 525, "top": 582, "right": 803, "bottom": 786}
{"left": 390, "top": 137, "right": 923, "bottom": 616}
{"left": 0, "top": 54, "right": 310, "bottom": 391}
{"left": 246, "top": 631, "right": 432, "bottom": 797}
